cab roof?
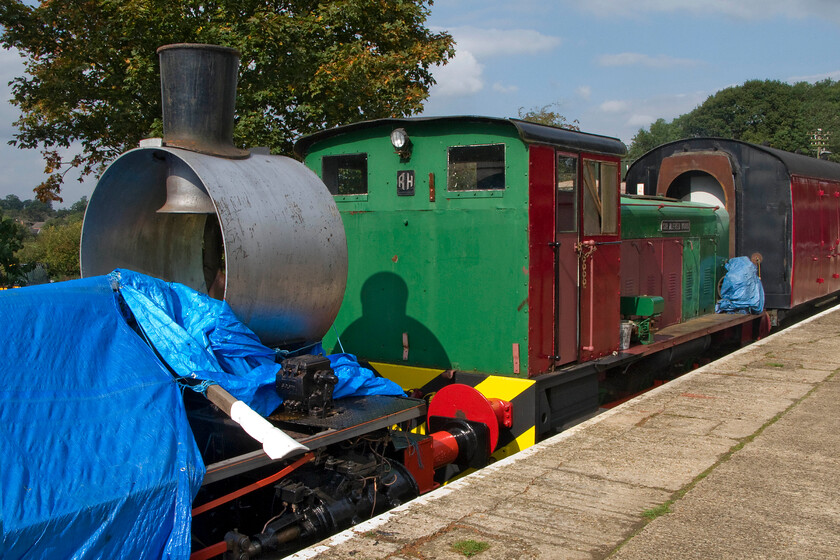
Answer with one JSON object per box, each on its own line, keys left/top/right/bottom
{"left": 293, "top": 116, "right": 627, "bottom": 158}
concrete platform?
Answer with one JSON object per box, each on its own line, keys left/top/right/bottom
{"left": 289, "top": 305, "right": 840, "bottom": 560}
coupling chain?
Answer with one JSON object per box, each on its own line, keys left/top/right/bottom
{"left": 576, "top": 241, "right": 597, "bottom": 288}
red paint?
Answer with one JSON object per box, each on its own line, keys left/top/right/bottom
{"left": 190, "top": 542, "right": 228, "bottom": 560}
{"left": 621, "top": 238, "right": 681, "bottom": 328}
{"left": 527, "top": 145, "right": 556, "bottom": 375}
{"left": 579, "top": 154, "right": 622, "bottom": 362}
{"left": 402, "top": 436, "right": 438, "bottom": 494}
{"left": 791, "top": 176, "right": 840, "bottom": 304}
{"left": 430, "top": 431, "right": 460, "bottom": 470}
{"left": 192, "top": 453, "right": 314, "bottom": 517}
{"left": 427, "top": 384, "right": 503, "bottom": 451}
{"left": 489, "top": 397, "right": 513, "bottom": 428}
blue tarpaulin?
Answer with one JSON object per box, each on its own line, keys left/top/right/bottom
{"left": 0, "top": 274, "right": 203, "bottom": 559}
{"left": 0, "top": 270, "right": 405, "bottom": 558}
{"left": 716, "top": 256, "right": 765, "bottom": 314}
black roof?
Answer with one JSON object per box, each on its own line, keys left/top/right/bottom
{"left": 631, "top": 137, "right": 840, "bottom": 181}
{"left": 293, "top": 116, "right": 626, "bottom": 158}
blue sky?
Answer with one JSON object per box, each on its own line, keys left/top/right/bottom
{"left": 3, "top": 0, "right": 840, "bottom": 205}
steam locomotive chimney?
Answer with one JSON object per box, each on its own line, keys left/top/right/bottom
{"left": 155, "top": 43, "right": 249, "bottom": 213}
{"left": 156, "top": 43, "right": 249, "bottom": 159}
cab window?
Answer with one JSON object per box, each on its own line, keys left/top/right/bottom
{"left": 322, "top": 154, "right": 367, "bottom": 195}
{"left": 447, "top": 144, "right": 505, "bottom": 191}
{"left": 582, "top": 160, "right": 618, "bottom": 235}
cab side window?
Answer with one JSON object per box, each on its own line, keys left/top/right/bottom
{"left": 447, "top": 144, "right": 505, "bottom": 191}
{"left": 322, "top": 154, "right": 367, "bottom": 195}
{"left": 556, "top": 155, "right": 577, "bottom": 232}
{"left": 582, "top": 160, "right": 618, "bottom": 235}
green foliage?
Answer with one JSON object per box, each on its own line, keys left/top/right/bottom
{"left": 0, "top": 0, "right": 454, "bottom": 202}
{"left": 1, "top": 194, "right": 24, "bottom": 212}
{"left": 7, "top": 195, "right": 87, "bottom": 282}
{"left": 518, "top": 102, "right": 580, "bottom": 131}
{"left": 0, "top": 194, "right": 52, "bottom": 222}
{"left": 626, "top": 117, "right": 687, "bottom": 163}
{"left": 0, "top": 216, "right": 30, "bottom": 286}
{"left": 627, "top": 79, "right": 840, "bottom": 164}
{"left": 34, "top": 221, "right": 83, "bottom": 280}
{"left": 451, "top": 539, "right": 490, "bottom": 557}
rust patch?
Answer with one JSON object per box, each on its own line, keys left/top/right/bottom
{"left": 392, "top": 255, "right": 399, "bottom": 263}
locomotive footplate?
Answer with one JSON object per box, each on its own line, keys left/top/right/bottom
{"left": 202, "top": 396, "right": 426, "bottom": 484}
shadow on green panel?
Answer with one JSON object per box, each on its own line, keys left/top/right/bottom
{"left": 335, "top": 271, "right": 451, "bottom": 369}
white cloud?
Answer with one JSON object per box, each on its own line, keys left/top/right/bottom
{"left": 576, "top": 85, "right": 592, "bottom": 100}
{"left": 447, "top": 26, "right": 562, "bottom": 57}
{"left": 430, "top": 26, "right": 561, "bottom": 99}
{"left": 578, "top": 0, "right": 840, "bottom": 22}
{"left": 431, "top": 51, "right": 484, "bottom": 97}
{"left": 600, "top": 100, "right": 629, "bottom": 113}
{"left": 788, "top": 70, "right": 840, "bottom": 83}
{"left": 582, "top": 91, "right": 709, "bottom": 144}
{"left": 626, "top": 114, "right": 657, "bottom": 127}
{"left": 492, "top": 82, "right": 519, "bottom": 94}
{"left": 598, "top": 52, "right": 701, "bottom": 68}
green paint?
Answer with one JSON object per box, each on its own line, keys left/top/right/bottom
{"left": 620, "top": 197, "right": 728, "bottom": 321}
{"left": 307, "top": 121, "right": 531, "bottom": 375}
{"left": 620, "top": 295, "right": 665, "bottom": 317}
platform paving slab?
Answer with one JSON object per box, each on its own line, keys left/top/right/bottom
{"left": 288, "top": 306, "right": 840, "bottom": 560}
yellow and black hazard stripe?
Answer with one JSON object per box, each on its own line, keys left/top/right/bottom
{"left": 370, "top": 362, "right": 537, "bottom": 461}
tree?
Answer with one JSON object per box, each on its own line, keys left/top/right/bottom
{"left": 0, "top": 0, "right": 454, "bottom": 202}
{"left": 0, "top": 194, "right": 24, "bottom": 212}
{"left": 628, "top": 79, "right": 835, "bottom": 161}
{"left": 11, "top": 195, "right": 90, "bottom": 281}
{"left": 626, "top": 118, "right": 686, "bottom": 163}
{"left": 17, "top": 220, "right": 83, "bottom": 280}
{"left": 0, "top": 216, "right": 29, "bottom": 286}
{"left": 518, "top": 102, "right": 580, "bottom": 131}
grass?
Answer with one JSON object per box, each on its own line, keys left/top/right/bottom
{"left": 765, "top": 362, "right": 785, "bottom": 368}
{"left": 452, "top": 539, "right": 490, "bottom": 557}
{"left": 642, "top": 503, "right": 671, "bottom": 520}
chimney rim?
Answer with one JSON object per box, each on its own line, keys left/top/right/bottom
{"left": 156, "top": 43, "right": 241, "bottom": 57}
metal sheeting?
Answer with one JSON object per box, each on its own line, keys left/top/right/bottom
{"left": 81, "top": 147, "right": 348, "bottom": 347}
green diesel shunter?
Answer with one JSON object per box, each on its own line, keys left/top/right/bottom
{"left": 620, "top": 195, "right": 729, "bottom": 326}
{"left": 295, "top": 116, "right": 747, "bottom": 452}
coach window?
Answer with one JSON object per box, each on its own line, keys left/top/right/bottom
{"left": 582, "top": 160, "right": 618, "bottom": 235}
{"left": 447, "top": 144, "right": 505, "bottom": 191}
{"left": 557, "top": 155, "right": 577, "bottom": 231}
{"left": 322, "top": 154, "right": 367, "bottom": 195}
